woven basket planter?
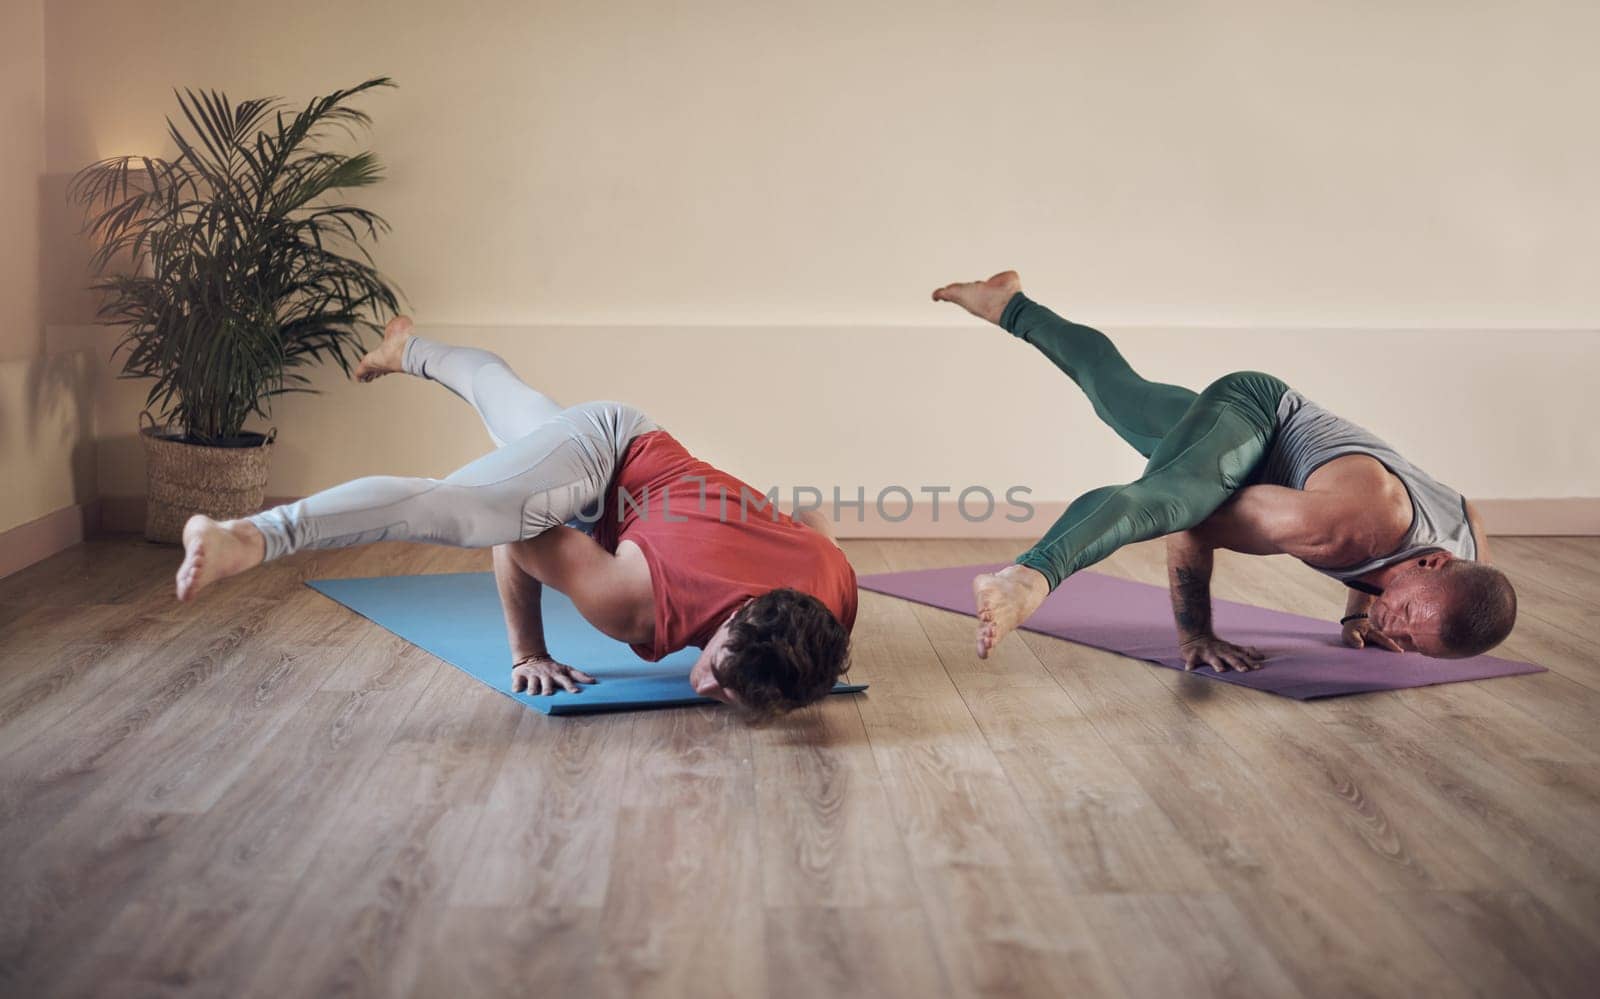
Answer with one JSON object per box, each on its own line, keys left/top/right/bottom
{"left": 139, "top": 424, "right": 276, "bottom": 544}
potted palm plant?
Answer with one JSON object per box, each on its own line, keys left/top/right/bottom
{"left": 70, "top": 77, "right": 401, "bottom": 543}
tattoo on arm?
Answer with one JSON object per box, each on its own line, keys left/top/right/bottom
{"left": 1171, "top": 567, "right": 1213, "bottom": 638}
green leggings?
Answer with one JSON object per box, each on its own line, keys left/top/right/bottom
{"left": 1003, "top": 293, "right": 1289, "bottom": 589}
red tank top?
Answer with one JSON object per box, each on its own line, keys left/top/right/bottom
{"left": 592, "top": 430, "right": 858, "bottom": 661}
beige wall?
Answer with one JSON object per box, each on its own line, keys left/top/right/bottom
{"left": 38, "top": 0, "right": 1600, "bottom": 525}
{"left": 77, "top": 321, "right": 1599, "bottom": 527}
{"left": 1, "top": 0, "right": 44, "bottom": 362}
{"left": 1, "top": 0, "right": 96, "bottom": 540}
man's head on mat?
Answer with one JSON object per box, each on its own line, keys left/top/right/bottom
{"left": 688, "top": 588, "right": 851, "bottom": 715}
{"left": 1370, "top": 552, "right": 1517, "bottom": 658}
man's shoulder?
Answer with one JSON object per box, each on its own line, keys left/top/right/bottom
{"left": 1315, "top": 465, "right": 1414, "bottom": 566}
{"left": 1313, "top": 455, "right": 1411, "bottom": 512}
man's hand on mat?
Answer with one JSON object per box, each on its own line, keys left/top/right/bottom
{"left": 1341, "top": 618, "right": 1404, "bottom": 653}
{"left": 1179, "top": 635, "right": 1266, "bottom": 673}
{"left": 511, "top": 655, "right": 597, "bottom": 695}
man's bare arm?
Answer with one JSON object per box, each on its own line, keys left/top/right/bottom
{"left": 1166, "top": 531, "right": 1265, "bottom": 672}
{"left": 1192, "top": 483, "right": 1426, "bottom": 650}
{"left": 1188, "top": 485, "right": 1350, "bottom": 563}
{"left": 1338, "top": 586, "right": 1404, "bottom": 652}
{"left": 507, "top": 527, "right": 656, "bottom": 646}
{"left": 494, "top": 544, "right": 548, "bottom": 662}
{"left": 1465, "top": 500, "right": 1493, "bottom": 564}
{"left": 492, "top": 544, "right": 597, "bottom": 695}
{"left": 1166, "top": 531, "right": 1215, "bottom": 641}
{"left": 1343, "top": 587, "right": 1375, "bottom": 626}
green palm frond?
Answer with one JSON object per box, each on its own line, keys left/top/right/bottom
{"left": 70, "top": 77, "right": 401, "bottom": 443}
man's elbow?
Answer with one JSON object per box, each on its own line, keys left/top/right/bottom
{"left": 1167, "top": 526, "right": 1213, "bottom": 553}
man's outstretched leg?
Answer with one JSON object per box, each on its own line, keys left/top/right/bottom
{"left": 933, "top": 272, "right": 1286, "bottom": 657}
{"left": 176, "top": 320, "right": 654, "bottom": 601}
{"left": 933, "top": 271, "right": 1199, "bottom": 457}
{"left": 354, "top": 315, "right": 563, "bottom": 446}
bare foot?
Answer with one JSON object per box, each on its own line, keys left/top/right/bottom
{"left": 353, "top": 315, "right": 415, "bottom": 382}
{"left": 931, "top": 270, "right": 1023, "bottom": 325}
{"left": 175, "top": 515, "right": 267, "bottom": 602}
{"left": 972, "top": 564, "right": 1050, "bottom": 659}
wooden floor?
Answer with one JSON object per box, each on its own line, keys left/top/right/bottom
{"left": 1, "top": 536, "right": 1598, "bottom": 998}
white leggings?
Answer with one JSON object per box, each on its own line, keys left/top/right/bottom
{"left": 247, "top": 336, "right": 657, "bottom": 561}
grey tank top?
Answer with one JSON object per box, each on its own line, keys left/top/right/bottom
{"left": 1252, "top": 389, "right": 1477, "bottom": 582}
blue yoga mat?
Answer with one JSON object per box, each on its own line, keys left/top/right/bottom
{"left": 308, "top": 573, "right": 867, "bottom": 715}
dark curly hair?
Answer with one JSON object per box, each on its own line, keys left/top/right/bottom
{"left": 712, "top": 588, "right": 851, "bottom": 717}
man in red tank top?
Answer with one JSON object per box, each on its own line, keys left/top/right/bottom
{"left": 174, "top": 320, "right": 857, "bottom": 717}
{"left": 507, "top": 428, "right": 858, "bottom": 714}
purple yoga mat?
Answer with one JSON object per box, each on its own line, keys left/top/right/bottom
{"left": 859, "top": 564, "right": 1543, "bottom": 699}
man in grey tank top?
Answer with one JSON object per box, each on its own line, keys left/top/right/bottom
{"left": 933, "top": 272, "right": 1517, "bottom": 667}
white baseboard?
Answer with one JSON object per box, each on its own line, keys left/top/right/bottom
{"left": 0, "top": 502, "right": 94, "bottom": 578}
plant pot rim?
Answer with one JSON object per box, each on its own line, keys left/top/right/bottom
{"left": 139, "top": 425, "right": 275, "bottom": 449}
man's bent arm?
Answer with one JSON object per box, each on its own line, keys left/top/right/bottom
{"left": 1166, "top": 530, "right": 1216, "bottom": 644}
{"left": 494, "top": 542, "right": 602, "bottom": 695}
{"left": 1344, "top": 587, "right": 1376, "bottom": 622}
{"left": 1166, "top": 530, "right": 1267, "bottom": 672}
{"left": 493, "top": 544, "right": 549, "bottom": 661}
{"left": 1465, "top": 500, "right": 1494, "bottom": 564}
{"left": 1188, "top": 485, "right": 1346, "bottom": 563}
{"left": 508, "top": 527, "right": 656, "bottom": 645}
